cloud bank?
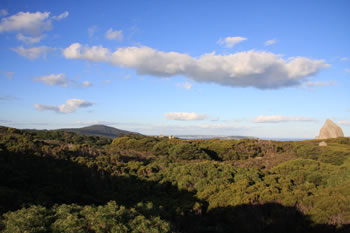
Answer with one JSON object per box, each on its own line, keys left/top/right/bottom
{"left": 35, "top": 99, "right": 93, "bottom": 113}
{"left": 165, "top": 112, "right": 208, "bottom": 121}
{"left": 63, "top": 43, "right": 329, "bottom": 89}
{"left": 254, "top": 115, "right": 315, "bottom": 123}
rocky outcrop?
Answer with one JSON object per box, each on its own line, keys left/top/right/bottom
{"left": 316, "top": 119, "right": 344, "bottom": 139}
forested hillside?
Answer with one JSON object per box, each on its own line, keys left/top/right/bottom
{"left": 0, "top": 126, "right": 349, "bottom": 232}
{"left": 59, "top": 124, "right": 140, "bottom": 139}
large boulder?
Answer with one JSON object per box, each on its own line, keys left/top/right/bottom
{"left": 316, "top": 119, "right": 344, "bottom": 139}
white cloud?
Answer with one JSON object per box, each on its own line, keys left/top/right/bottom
{"left": 34, "top": 73, "right": 93, "bottom": 88}
{"left": 217, "top": 36, "right": 247, "bottom": 48}
{"left": 2, "top": 71, "right": 14, "bottom": 79}
{"left": 0, "top": 11, "right": 68, "bottom": 43}
{"left": 63, "top": 43, "right": 110, "bottom": 62}
{"left": 176, "top": 82, "right": 192, "bottom": 90}
{"left": 16, "top": 33, "right": 44, "bottom": 44}
{"left": 0, "top": 9, "right": 8, "bottom": 17}
{"left": 35, "top": 99, "right": 93, "bottom": 113}
{"left": 264, "top": 39, "right": 277, "bottom": 46}
{"left": 340, "top": 57, "right": 349, "bottom": 61}
{"left": 0, "top": 11, "right": 51, "bottom": 35}
{"left": 304, "top": 80, "right": 335, "bottom": 87}
{"left": 34, "top": 74, "right": 69, "bottom": 87}
{"left": 254, "top": 115, "right": 315, "bottom": 123}
{"left": 338, "top": 120, "right": 350, "bottom": 125}
{"left": 105, "top": 28, "right": 123, "bottom": 41}
{"left": 344, "top": 68, "right": 350, "bottom": 73}
{"left": 12, "top": 46, "right": 54, "bottom": 60}
{"left": 63, "top": 43, "right": 329, "bottom": 89}
{"left": 165, "top": 112, "right": 208, "bottom": 121}
{"left": 52, "top": 11, "right": 69, "bottom": 20}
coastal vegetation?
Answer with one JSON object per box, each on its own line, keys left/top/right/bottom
{"left": 0, "top": 126, "right": 349, "bottom": 232}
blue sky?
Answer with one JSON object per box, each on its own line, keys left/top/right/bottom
{"left": 0, "top": 0, "right": 349, "bottom": 138}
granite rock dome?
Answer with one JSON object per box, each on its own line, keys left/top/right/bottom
{"left": 316, "top": 119, "right": 344, "bottom": 139}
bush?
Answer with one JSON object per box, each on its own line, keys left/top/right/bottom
{"left": 168, "top": 143, "right": 211, "bottom": 160}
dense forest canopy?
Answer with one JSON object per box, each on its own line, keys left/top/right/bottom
{"left": 0, "top": 126, "right": 349, "bottom": 232}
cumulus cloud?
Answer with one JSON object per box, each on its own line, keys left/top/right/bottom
{"left": 34, "top": 73, "right": 69, "bottom": 87}
{"left": 304, "top": 80, "right": 335, "bottom": 87}
{"left": 35, "top": 99, "right": 93, "bottom": 113}
{"left": 217, "top": 36, "right": 247, "bottom": 48}
{"left": 63, "top": 43, "right": 110, "bottom": 62}
{"left": 105, "top": 28, "right": 123, "bottom": 41}
{"left": 62, "top": 43, "right": 329, "bottom": 89}
{"left": 165, "top": 112, "right": 208, "bottom": 121}
{"left": 0, "top": 11, "right": 68, "bottom": 43}
{"left": 254, "top": 115, "right": 315, "bottom": 123}
{"left": 345, "top": 68, "right": 350, "bottom": 73}
{"left": 12, "top": 46, "right": 54, "bottom": 59}
{"left": 176, "top": 82, "right": 192, "bottom": 90}
{"left": 0, "top": 11, "right": 51, "bottom": 35}
{"left": 340, "top": 57, "right": 349, "bottom": 61}
{"left": 264, "top": 39, "right": 277, "bottom": 46}
{"left": 338, "top": 120, "right": 350, "bottom": 125}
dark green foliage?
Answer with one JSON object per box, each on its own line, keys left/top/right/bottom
{"left": 1, "top": 202, "right": 170, "bottom": 233}
{"left": 2, "top": 205, "right": 50, "bottom": 233}
{"left": 168, "top": 143, "right": 211, "bottom": 160}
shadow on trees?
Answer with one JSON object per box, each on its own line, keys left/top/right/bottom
{"left": 188, "top": 203, "right": 350, "bottom": 233}
{"left": 0, "top": 149, "right": 349, "bottom": 233}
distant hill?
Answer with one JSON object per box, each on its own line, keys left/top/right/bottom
{"left": 60, "top": 124, "right": 140, "bottom": 138}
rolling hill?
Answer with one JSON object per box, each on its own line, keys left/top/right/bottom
{"left": 59, "top": 124, "right": 140, "bottom": 138}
